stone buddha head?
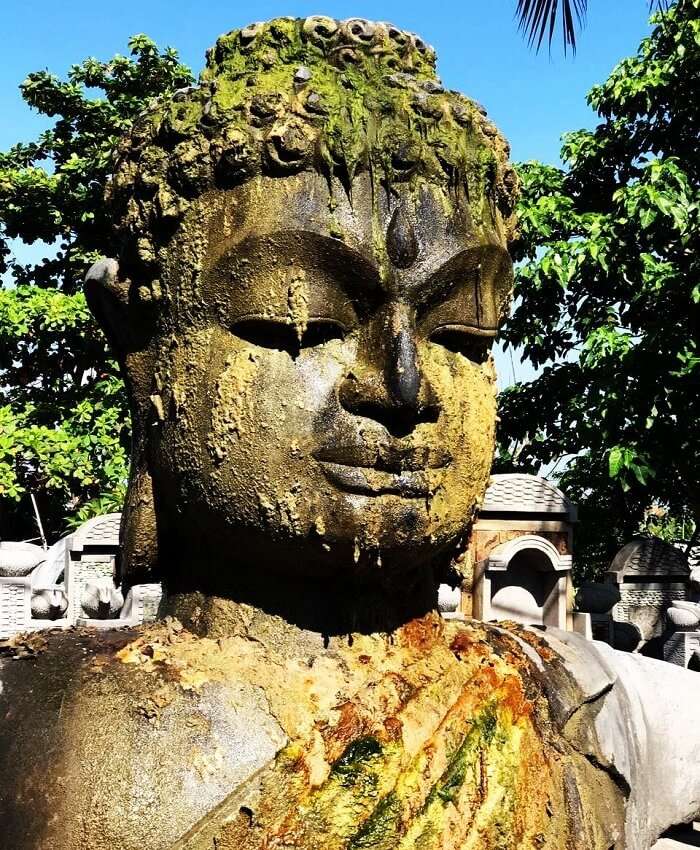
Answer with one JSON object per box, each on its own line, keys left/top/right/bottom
{"left": 87, "top": 17, "right": 518, "bottom": 609}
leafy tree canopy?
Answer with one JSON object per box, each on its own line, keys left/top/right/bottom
{"left": 498, "top": 0, "right": 699, "bottom": 579}
{"left": 0, "top": 36, "right": 192, "bottom": 542}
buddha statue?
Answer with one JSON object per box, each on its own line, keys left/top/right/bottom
{"left": 1, "top": 17, "right": 699, "bottom": 850}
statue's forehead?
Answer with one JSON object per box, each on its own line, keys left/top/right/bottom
{"left": 199, "top": 172, "right": 504, "bottom": 280}
{"left": 172, "top": 172, "right": 512, "bottom": 330}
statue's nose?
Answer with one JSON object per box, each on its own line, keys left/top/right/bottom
{"left": 338, "top": 303, "right": 440, "bottom": 437}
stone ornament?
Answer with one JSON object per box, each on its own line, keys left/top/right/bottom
{"left": 607, "top": 536, "right": 692, "bottom": 644}
{"left": 667, "top": 599, "right": 700, "bottom": 629}
{"left": 480, "top": 473, "right": 576, "bottom": 518}
{"left": 608, "top": 537, "right": 689, "bottom": 579}
{"left": 30, "top": 588, "right": 68, "bottom": 620}
{"left": 80, "top": 578, "right": 124, "bottom": 619}
{"left": 0, "top": 542, "right": 45, "bottom": 578}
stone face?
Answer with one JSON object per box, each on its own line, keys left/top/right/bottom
{"left": 88, "top": 16, "right": 517, "bottom": 590}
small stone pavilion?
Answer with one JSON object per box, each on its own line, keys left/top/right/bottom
{"left": 462, "top": 474, "right": 579, "bottom": 632}
{"left": 606, "top": 537, "right": 691, "bottom": 644}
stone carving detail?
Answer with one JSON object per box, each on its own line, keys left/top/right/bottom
{"left": 609, "top": 537, "right": 689, "bottom": 578}
{"left": 0, "top": 581, "right": 30, "bottom": 638}
{"left": 80, "top": 578, "right": 124, "bottom": 619}
{"left": 30, "top": 588, "right": 68, "bottom": 620}
{"left": 77, "top": 514, "right": 121, "bottom": 547}
{"left": 90, "top": 14, "right": 519, "bottom": 592}
{"left": 0, "top": 514, "right": 162, "bottom": 635}
{"left": 0, "top": 542, "right": 45, "bottom": 577}
{"left": 664, "top": 629, "right": 700, "bottom": 669}
{"left": 469, "top": 475, "right": 576, "bottom": 632}
{"left": 480, "top": 473, "right": 575, "bottom": 517}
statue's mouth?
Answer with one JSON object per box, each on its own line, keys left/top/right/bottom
{"left": 317, "top": 462, "right": 434, "bottom": 497}
{"left": 313, "top": 446, "right": 451, "bottom": 497}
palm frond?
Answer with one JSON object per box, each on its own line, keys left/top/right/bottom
{"left": 515, "top": 0, "right": 587, "bottom": 53}
{"left": 516, "top": 0, "right": 672, "bottom": 54}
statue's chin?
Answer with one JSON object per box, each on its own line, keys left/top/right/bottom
{"left": 161, "top": 516, "right": 457, "bottom": 587}
{"left": 157, "top": 471, "right": 472, "bottom": 585}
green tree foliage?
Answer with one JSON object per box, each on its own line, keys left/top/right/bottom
{"left": 498, "top": 0, "right": 699, "bottom": 580}
{"left": 0, "top": 36, "right": 192, "bottom": 541}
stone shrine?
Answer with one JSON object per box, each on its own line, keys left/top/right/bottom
{"left": 607, "top": 537, "right": 691, "bottom": 647}
{"left": 0, "top": 17, "right": 699, "bottom": 850}
{"left": 0, "top": 514, "right": 162, "bottom": 639}
{"left": 469, "top": 473, "right": 576, "bottom": 631}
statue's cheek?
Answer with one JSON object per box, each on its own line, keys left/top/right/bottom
{"left": 208, "top": 347, "right": 264, "bottom": 464}
{"left": 206, "top": 343, "right": 347, "bottom": 517}
{"left": 421, "top": 348, "right": 497, "bottom": 449}
{"left": 208, "top": 338, "right": 351, "bottom": 468}
{"left": 422, "top": 352, "right": 497, "bottom": 536}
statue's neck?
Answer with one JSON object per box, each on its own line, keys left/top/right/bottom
{"left": 162, "top": 568, "right": 439, "bottom": 639}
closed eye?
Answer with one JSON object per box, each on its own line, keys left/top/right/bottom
{"left": 429, "top": 325, "right": 493, "bottom": 364}
{"left": 230, "top": 317, "right": 347, "bottom": 356}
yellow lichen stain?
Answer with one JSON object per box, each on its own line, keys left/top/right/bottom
{"left": 420, "top": 345, "right": 497, "bottom": 548}
{"left": 236, "top": 619, "right": 573, "bottom": 850}
{"left": 209, "top": 349, "right": 260, "bottom": 462}
{"left": 286, "top": 267, "right": 309, "bottom": 343}
{"left": 278, "top": 485, "right": 303, "bottom": 535}
{"left": 159, "top": 614, "right": 621, "bottom": 850}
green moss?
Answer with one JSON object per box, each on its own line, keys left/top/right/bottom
{"left": 348, "top": 790, "right": 403, "bottom": 849}
{"left": 110, "top": 17, "right": 518, "bottom": 269}
{"left": 331, "top": 735, "right": 383, "bottom": 778}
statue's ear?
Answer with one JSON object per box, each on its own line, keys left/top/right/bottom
{"left": 85, "top": 257, "right": 159, "bottom": 365}
{"left": 85, "top": 257, "right": 161, "bottom": 586}
{"left": 84, "top": 258, "right": 132, "bottom": 355}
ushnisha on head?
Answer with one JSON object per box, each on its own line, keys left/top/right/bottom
{"left": 87, "top": 16, "right": 519, "bottom": 604}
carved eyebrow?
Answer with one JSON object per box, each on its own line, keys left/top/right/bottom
{"left": 214, "top": 231, "right": 383, "bottom": 294}
{"left": 418, "top": 244, "right": 511, "bottom": 331}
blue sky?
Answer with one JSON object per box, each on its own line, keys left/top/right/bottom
{"left": 1, "top": 0, "right": 654, "bottom": 383}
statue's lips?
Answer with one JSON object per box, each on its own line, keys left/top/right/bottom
{"left": 317, "top": 462, "right": 434, "bottom": 497}
{"left": 313, "top": 448, "right": 450, "bottom": 497}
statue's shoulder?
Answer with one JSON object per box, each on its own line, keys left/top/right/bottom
{"left": 0, "top": 623, "right": 286, "bottom": 850}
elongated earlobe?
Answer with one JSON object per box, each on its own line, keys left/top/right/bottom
{"left": 84, "top": 258, "right": 128, "bottom": 351}
{"left": 84, "top": 257, "right": 160, "bottom": 586}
